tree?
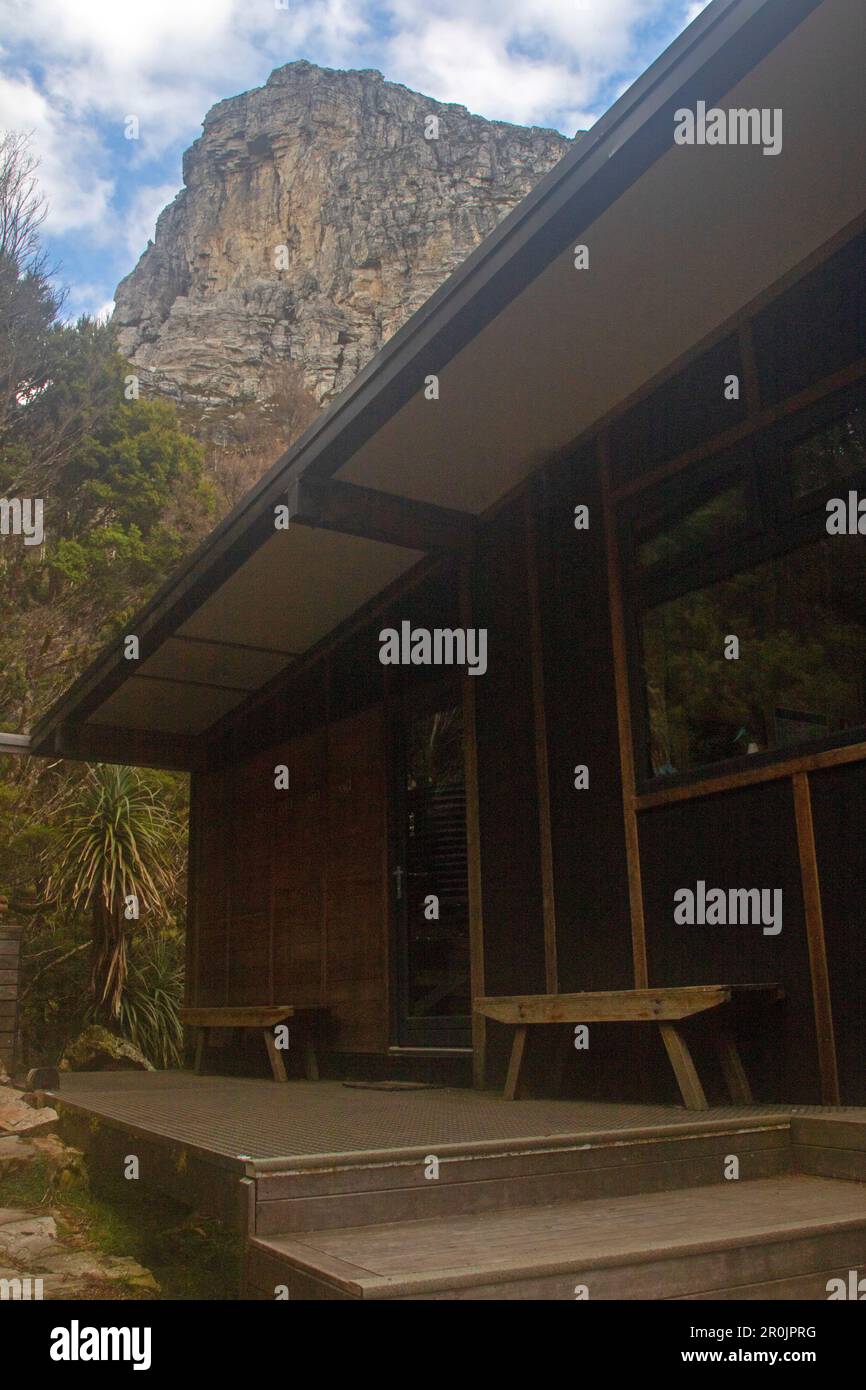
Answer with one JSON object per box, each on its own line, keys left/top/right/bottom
{"left": 0, "top": 132, "right": 63, "bottom": 454}
{"left": 46, "top": 764, "right": 181, "bottom": 1021}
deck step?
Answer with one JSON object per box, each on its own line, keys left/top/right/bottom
{"left": 254, "top": 1119, "right": 792, "bottom": 1234}
{"left": 246, "top": 1175, "right": 866, "bottom": 1300}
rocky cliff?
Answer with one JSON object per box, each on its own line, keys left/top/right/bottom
{"left": 114, "top": 62, "right": 571, "bottom": 416}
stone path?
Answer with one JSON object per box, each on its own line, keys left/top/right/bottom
{"left": 0, "top": 1074, "right": 158, "bottom": 1300}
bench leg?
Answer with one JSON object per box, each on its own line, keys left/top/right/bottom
{"left": 302, "top": 1033, "right": 319, "bottom": 1082}
{"left": 713, "top": 1028, "right": 753, "bottom": 1104}
{"left": 659, "top": 1022, "right": 708, "bottom": 1111}
{"left": 504, "top": 1024, "right": 529, "bottom": 1101}
{"left": 193, "top": 1029, "right": 206, "bottom": 1076}
{"left": 263, "top": 1026, "right": 289, "bottom": 1083}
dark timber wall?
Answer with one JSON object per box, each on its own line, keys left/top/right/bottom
{"left": 538, "top": 451, "right": 633, "bottom": 994}
{"left": 809, "top": 763, "right": 866, "bottom": 1106}
{"left": 189, "top": 704, "right": 389, "bottom": 1054}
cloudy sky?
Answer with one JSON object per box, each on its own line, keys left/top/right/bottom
{"left": 1, "top": 0, "right": 709, "bottom": 319}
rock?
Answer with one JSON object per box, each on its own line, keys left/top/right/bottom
{"left": 114, "top": 61, "right": 572, "bottom": 422}
{"left": 99, "top": 1256, "right": 160, "bottom": 1293}
{"left": 30, "top": 1134, "right": 88, "bottom": 1188}
{"left": 25, "top": 1067, "right": 59, "bottom": 1091}
{"left": 0, "top": 1208, "right": 159, "bottom": 1297}
{"left": 0, "top": 1135, "right": 38, "bottom": 1178}
{"left": 59, "top": 1025, "right": 154, "bottom": 1073}
{"left": 0, "top": 1213, "right": 58, "bottom": 1266}
{"left": 0, "top": 1094, "right": 59, "bottom": 1136}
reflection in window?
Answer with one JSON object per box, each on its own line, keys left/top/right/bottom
{"left": 636, "top": 481, "right": 749, "bottom": 573}
{"left": 790, "top": 406, "right": 866, "bottom": 500}
{"left": 642, "top": 537, "right": 866, "bottom": 777}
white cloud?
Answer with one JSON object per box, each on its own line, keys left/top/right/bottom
{"left": 0, "top": 72, "right": 114, "bottom": 234}
{"left": 121, "top": 181, "right": 182, "bottom": 261}
{"left": 382, "top": 0, "right": 667, "bottom": 130}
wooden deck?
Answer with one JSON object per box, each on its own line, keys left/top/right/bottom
{"left": 50, "top": 1070, "right": 804, "bottom": 1164}
{"left": 48, "top": 1073, "right": 866, "bottom": 1299}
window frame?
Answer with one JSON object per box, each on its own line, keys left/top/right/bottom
{"left": 618, "top": 381, "right": 866, "bottom": 793}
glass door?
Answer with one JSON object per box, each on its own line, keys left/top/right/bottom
{"left": 392, "top": 677, "right": 471, "bottom": 1047}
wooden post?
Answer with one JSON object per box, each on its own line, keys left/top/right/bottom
{"left": 0, "top": 922, "right": 22, "bottom": 1073}
{"left": 460, "top": 555, "right": 486, "bottom": 1088}
{"left": 599, "top": 439, "right": 649, "bottom": 988}
{"left": 792, "top": 772, "right": 840, "bottom": 1104}
{"left": 503, "top": 1025, "right": 529, "bottom": 1102}
{"left": 524, "top": 488, "right": 558, "bottom": 993}
{"left": 658, "top": 1022, "right": 708, "bottom": 1111}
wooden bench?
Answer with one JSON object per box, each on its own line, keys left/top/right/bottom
{"left": 179, "top": 1006, "right": 327, "bottom": 1083}
{"left": 474, "top": 985, "right": 784, "bottom": 1109}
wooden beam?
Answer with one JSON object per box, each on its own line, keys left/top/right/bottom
{"left": 172, "top": 635, "right": 296, "bottom": 657}
{"left": 524, "top": 489, "right": 558, "bottom": 993}
{"left": 460, "top": 556, "right": 486, "bottom": 1088}
{"left": 0, "top": 733, "right": 30, "bottom": 757}
{"left": 636, "top": 737, "right": 866, "bottom": 811}
{"left": 600, "top": 440, "right": 648, "bottom": 988}
{"left": 289, "top": 476, "right": 474, "bottom": 554}
{"left": 792, "top": 772, "right": 840, "bottom": 1105}
{"left": 52, "top": 722, "right": 207, "bottom": 773}
{"left": 659, "top": 1022, "right": 709, "bottom": 1110}
{"left": 186, "top": 773, "right": 201, "bottom": 1007}
{"left": 135, "top": 673, "right": 252, "bottom": 695}
{"left": 611, "top": 356, "right": 866, "bottom": 505}
{"left": 179, "top": 1006, "right": 297, "bottom": 1028}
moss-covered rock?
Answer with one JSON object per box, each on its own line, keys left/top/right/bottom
{"left": 59, "top": 1026, "right": 154, "bottom": 1073}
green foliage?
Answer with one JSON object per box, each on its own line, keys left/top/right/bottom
{"left": 2, "top": 1153, "right": 242, "bottom": 1299}
{"left": 118, "top": 930, "right": 185, "bottom": 1069}
{"left": 46, "top": 764, "right": 182, "bottom": 1020}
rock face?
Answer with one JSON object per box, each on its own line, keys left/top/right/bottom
{"left": 114, "top": 61, "right": 571, "bottom": 412}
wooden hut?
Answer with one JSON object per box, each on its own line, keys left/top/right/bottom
{"left": 24, "top": 0, "right": 866, "bottom": 1108}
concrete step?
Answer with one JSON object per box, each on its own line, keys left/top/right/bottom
{"left": 245, "top": 1175, "right": 866, "bottom": 1300}
{"left": 254, "top": 1118, "right": 792, "bottom": 1235}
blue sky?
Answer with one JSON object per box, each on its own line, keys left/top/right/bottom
{"left": 1, "top": 0, "right": 709, "bottom": 320}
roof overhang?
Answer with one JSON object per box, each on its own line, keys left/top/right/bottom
{"left": 28, "top": 0, "right": 864, "bottom": 770}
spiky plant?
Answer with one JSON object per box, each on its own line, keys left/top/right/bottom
{"left": 47, "top": 764, "right": 180, "bottom": 1021}
{"left": 118, "top": 930, "right": 185, "bottom": 1068}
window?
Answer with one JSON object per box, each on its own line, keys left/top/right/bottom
{"left": 635, "top": 477, "right": 750, "bottom": 574}
{"left": 624, "top": 388, "right": 866, "bottom": 782}
{"left": 788, "top": 404, "right": 866, "bottom": 502}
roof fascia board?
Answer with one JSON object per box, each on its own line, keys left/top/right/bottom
{"left": 51, "top": 722, "right": 207, "bottom": 773}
